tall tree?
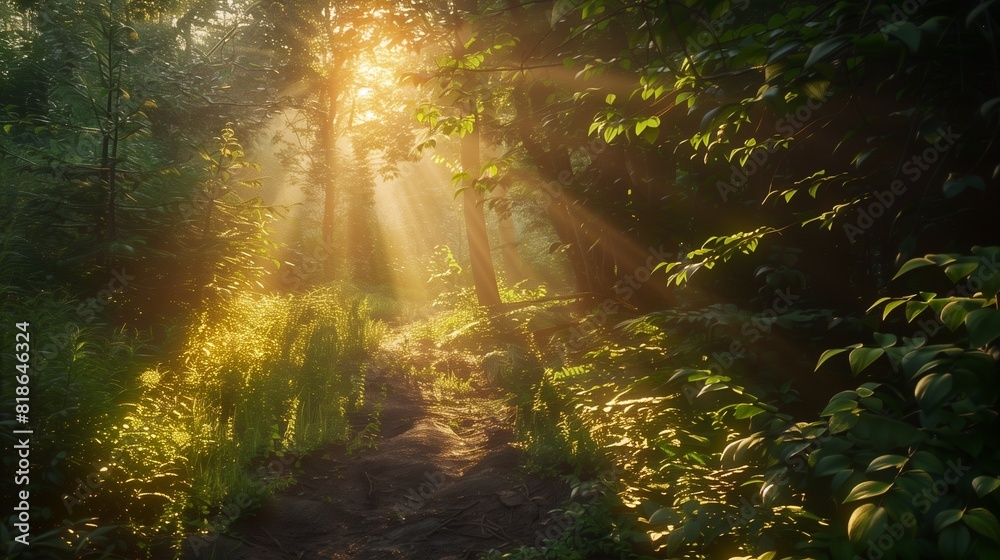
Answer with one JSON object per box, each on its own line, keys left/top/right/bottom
{"left": 256, "top": 0, "right": 427, "bottom": 281}
{"left": 455, "top": 0, "right": 502, "bottom": 307}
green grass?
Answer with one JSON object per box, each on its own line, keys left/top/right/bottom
{"left": 1, "top": 285, "right": 385, "bottom": 557}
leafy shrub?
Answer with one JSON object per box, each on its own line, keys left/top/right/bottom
{"left": 0, "top": 292, "right": 152, "bottom": 556}
{"left": 641, "top": 247, "right": 1000, "bottom": 559}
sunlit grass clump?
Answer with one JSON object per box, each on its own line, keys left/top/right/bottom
{"left": 109, "top": 285, "right": 384, "bottom": 552}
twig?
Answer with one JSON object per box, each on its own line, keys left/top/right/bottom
{"left": 424, "top": 503, "right": 478, "bottom": 537}
{"left": 262, "top": 528, "right": 283, "bottom": 550}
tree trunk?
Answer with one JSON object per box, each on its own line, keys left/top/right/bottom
{"left": 462, "top": 109, "right": 502, "bottom": 307}
{"left": 456, "top": 0, "right": 501, "bottom": 307}
{"left": 494, "top": 183, "right": 525, "bottom": 282}
{"left": 319, "top": 77, "right": 338, "bottom": 279}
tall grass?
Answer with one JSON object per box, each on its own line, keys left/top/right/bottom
{"left": 127, "top": 286, "right": 384, "bottom": 550}
{"left": 1, "top": 285, "right": 384, "bottom": 557}
{"left": 0, "top": 290, "right": 153, "bottom": 558}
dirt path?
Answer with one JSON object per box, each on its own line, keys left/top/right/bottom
{"left": 182, "top": 345, "right": 569, "bottom": 560}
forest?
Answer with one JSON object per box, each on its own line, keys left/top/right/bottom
{"left": 2, "top": 0, "right": 1000, "bottom": 558}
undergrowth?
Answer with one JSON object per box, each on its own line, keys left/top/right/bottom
{"left": 1, "top": 285, "right": 385, "bottom": 558}
{"left": 474, "top": 247, "right": 1000, "bottom": 560}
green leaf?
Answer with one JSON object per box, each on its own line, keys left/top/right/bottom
{"left": 886, "top": 21, "right": 922, "bottom": 52}
{"left": 926, "top": 254, "right": 957, "bottom": 267}
{"left": 844, "top": 480, "right": 892, "bottom": 503}
{"left": 911, "top": 451, "right": 945, "bottom": 474}
{"left": 973, "top": 476, "right": 1000, "bottom": 498}
{"left": 803, "top": 79, "right": 830, "bottom": 101}
{"left": 856, "top": 385, "right": 876, "bottom": 398}
{"left": 640, "top": 125, "right": 660, "bottom": 144}
{"left": 867, "top": 454, "right": 908, "bottom": 473}
{"left": 816, "top": 347, "right": 849, "bottom": 370}
{"left": 965, "top": 508, "right": 1000, "bottom": 543}
{"left": 939, "top": 524, "right": 972, "bottom": 559}
{"left": 852, "top": 148, "right": 876, "bottom": 168}
{"left": 829, "top": 410, "right": 860, "bottom": 433}
{"left": 855, "top": 412, "right": 926, "bottom": 447}
{"left": 832, "top": 469, "right": 856, "bottom": 496}
{"left": 816, "top": 454, "right": 852, "bottom": 477}
{"left": 603, "top": 124, "right": 620, "bottom": 144}
{"left": 965, "top": 308, "right": 1000, "bottom": 347}
{"left": 821, "top": 398, "right": 859, "bottom": 416}
{"left": 860, "top": 396, "right": 884, "bottom": 413}
{"left": 648, "top": 507, "right": 674, "bottom": 526}
{"left": 700, "top": 104, "right": 738, "bottom": 133}
{"left": 868, "top": 296, "right": 894, "bottom": 312}
{"left": 873, "top": 332, "right": 897, "bottom": 348}
{"left": 767, "top": 40, "right": 803, "bottom": 64}
{"left": 935, "top": 509, "right": 964, "bottom": 532}
{"left": 883, "top": 299, "right": 908, "bottom": 319}
{"left": 894, "top": 257, "right": 935, "bottom": 279}
{"left": 635, "top": 116, "right": 660, "bottom": 135}
{"left": 849, "top": 347, "right": 884, "bottom": 374}
{"left": 943, "top": 175, "right": 986, "bottom": 198}
{"left": 721, "top": 433, "right": 764, "bottom": 466}
{"left": 967, "top": 0, "right": 999, "bottom": 27}
{"left": 981, "top": 97, "right": 1000, "bottom": 118}
{"left": 761, "top": 86, "right": 786, "bottom": 112}
{"left": 666, "top": 524, "right": 687, "bottom": 555}
{"left": 805, "top": 36, "right": 851, "bottom": 68}
{"left": 914, "top": 373, "right": 954, "bottom": 408}
{"left": 734, "top": 403, "right": 766, "bottom": 419}
{"left": 940, "top": 300, "right": 976, "bottom": 331}
{"left": 550, "top": 0, "right": 575, "bottom": 25}
{"left": 905, "top": 301, "right": 929, "bottom": 322}
{"left": 848, "top": 504, "right": 888, "bottom": 545}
